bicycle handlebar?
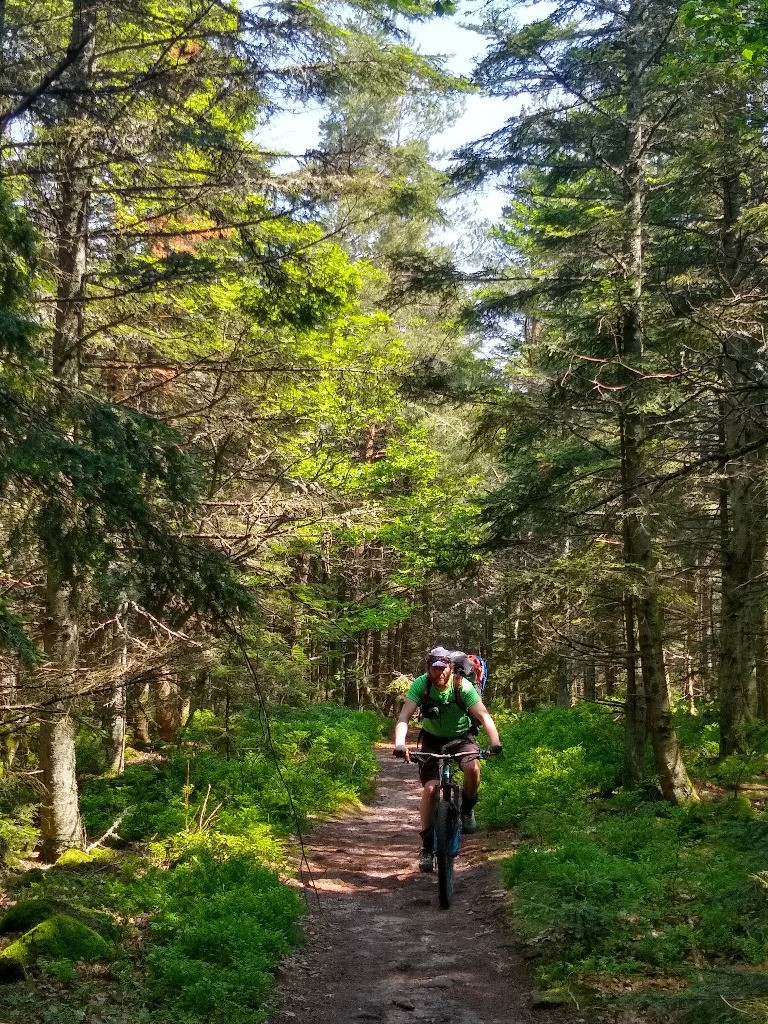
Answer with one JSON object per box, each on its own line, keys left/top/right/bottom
{"left": 393, "top": 748, "right": 496, "bottom": 762}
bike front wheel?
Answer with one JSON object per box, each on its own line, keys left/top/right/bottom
{"left": 434, "top": 799, "right": 457, "bottom": 909}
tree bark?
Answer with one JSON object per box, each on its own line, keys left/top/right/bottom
{"left": 556, "top": 656, "right": 574, "bottom": 707}
{"left": 39, "top": 569, "right": 85, "bottom": 859}
{"left": 38, "top": 0, "right": 98, "bottom": 861}
{"left": 129, "top": 683, "right": 151, "bottom": 745}
{"left": 622, "top": 591, "right": 646, "bottom": 785}
{"left": 757, "top": 607, "right": 768, "bottom": 723}
{"left": 343, "top": 643, "right": 359, "bottom": 709}
{"left": 620, "top": 0, "right": 697, "bottom": 803}
{"left": 0, "top": 668, "right": 20, "bottom": 772}
{"left": 155, "top": 670, "right": 183, "bottom": 740}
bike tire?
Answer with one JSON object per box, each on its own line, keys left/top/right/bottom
{"left": 434, "top": 799, "right": 457, "bottom": 909}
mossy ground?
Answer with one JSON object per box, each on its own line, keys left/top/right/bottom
{"left": 0, "top": 899, "right": 70, "bottom": 935}
{"left": 0, "top": 897, "right": 116, "bottom": 938}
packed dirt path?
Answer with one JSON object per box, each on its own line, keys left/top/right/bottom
{"left": 272, "top": 744, "right": 576, "bottom": 1024}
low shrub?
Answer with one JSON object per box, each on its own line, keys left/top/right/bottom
{"left": 80, "top": 703, "right": 382, "bottom": 844}
{"left": 480, "top": 703, "right": 624, "bottom": 831}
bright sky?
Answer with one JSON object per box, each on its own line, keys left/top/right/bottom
{"left": 262, "top": 18, "right": 509, "bottom": 150}
{"left": 259, "top": 3, "right": 553, "bottom": 233}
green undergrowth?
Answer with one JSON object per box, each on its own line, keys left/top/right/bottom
{"left": 488, "top": 704, "right": 768, "bottom": 1024}
{"left": 0, "top": 703, "right": 385, "bottom": 1024}
{"left": 80, "top": 703, "right": 383, "bottom": 850}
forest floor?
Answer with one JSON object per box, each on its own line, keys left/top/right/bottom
{"left": 272, "top": 743, "right": 601, "bottom": 1024}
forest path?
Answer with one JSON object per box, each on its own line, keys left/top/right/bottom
{"left": 272, "top": 744, "right": 575, "bottom": 1024}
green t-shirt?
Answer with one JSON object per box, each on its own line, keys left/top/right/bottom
{"left": 406, "top": 673, "right": 482, "bottom": 738}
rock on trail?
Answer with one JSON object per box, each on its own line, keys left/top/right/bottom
{"left": 272, "top": 745, "right": 575, "bottom": 1024}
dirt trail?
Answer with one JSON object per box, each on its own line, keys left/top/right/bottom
{"left": 273, "top": 745, "right": 576, "bottom": 1024}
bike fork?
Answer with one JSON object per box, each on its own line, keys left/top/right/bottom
{"left": 432, "top": 791, "right": 461, "bottom": 857}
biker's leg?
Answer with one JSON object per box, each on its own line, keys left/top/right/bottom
{"left": 420, "top": 779, "right": 439, "bottom": 839}
{"left": 416, "top": 731, "right": 442, "bottom": 867}
{"left": 461, "top": 758, "right": 480, "bottom": 804}
{"left": 418, "top": 779, "right": 439, "bottom": 872}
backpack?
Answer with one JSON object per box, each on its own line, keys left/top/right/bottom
{"left": 443, "top": 651, "right": 487, "bottom": 694}
{"left": 464, "top": 653, "right": 488, "bottom": 693}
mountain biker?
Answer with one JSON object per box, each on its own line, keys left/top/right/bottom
{"left": 393, "top": 646, "right": 503, "bottom": 873}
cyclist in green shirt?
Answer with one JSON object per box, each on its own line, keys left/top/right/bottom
{"left": 393, "top": 646, "right": 502, "bottom": 872}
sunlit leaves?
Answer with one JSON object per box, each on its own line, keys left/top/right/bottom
{"left": 680, "top": 0, "right": 768, "bottom": 64}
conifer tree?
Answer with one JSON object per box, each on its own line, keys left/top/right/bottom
{"left": 459, "top": 0, "right": 700, "bottom": 801}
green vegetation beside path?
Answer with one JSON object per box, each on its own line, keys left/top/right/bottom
{"left": 482, "top": 705, "right": 768, "bottom": 1024}
{"left": 4, "top": 700, "right": 768, "bottom": 1024}
{"left": 0, "top": 705, "right": 384, "bottom": 1024}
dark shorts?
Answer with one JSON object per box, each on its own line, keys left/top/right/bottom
{"left": 417, "top": 730, "right": 480, "bottom": 785}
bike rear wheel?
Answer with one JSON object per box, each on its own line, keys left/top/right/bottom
{"left": 434, "top": 799, "right": 457, "bottom": 909}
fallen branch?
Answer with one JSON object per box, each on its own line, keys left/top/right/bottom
{"left": 86, "top": 810, "right": 129, "bottom": 852}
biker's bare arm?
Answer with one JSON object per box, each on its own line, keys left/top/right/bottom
{"left": 468, "top": 701, "right": 501, "bottom": 747}
{"left": 393, "top": 698, "right": 419, "bottom": 757}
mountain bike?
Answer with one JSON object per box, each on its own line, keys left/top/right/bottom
{"left": 395, "top": 741, "right": 493, "bottom": 909}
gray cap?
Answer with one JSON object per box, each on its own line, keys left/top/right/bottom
{"left": 427, "top": 646, "right": 452, "bottom": 668}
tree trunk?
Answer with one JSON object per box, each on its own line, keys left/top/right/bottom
{"left": 698, "top": 571, "right": 714, "bottom": 699}
{"left": 623, "top": 593, "right": 646, "bottom": 785}
{"left": 0, "top": 668, "right": 20, "bottom": 772}
{"left": 370, "top": 629, "right": 382, "bottom": 705}
{"left": 556, "top": 656, "right": 573, "bottom": 707}
{"left": 605, "top": 660, "right": 616, "bottom": 698}
{"left": 583, "top": 659, "right": 596, "bottom": 702}
{"left": 39, "top": 711, "right": 83, "bottom": 860}
{"left": 104, "top": 602, "right": 128, "bottom": 775}
{"left": 757, "top": 607, "right": 768, "bottom": 723}
{"left": 620, "top": 0, "right": 697, "bottom": 803}
{"left": 37, "top": 0, "right": 98, "bottom": 861}
{"left": 718, "top": 150, "right": 768, "bottom": 753}
{"left": 343, "top": 644, "right": 359, "bottom": 709}
{"left": 155, "top": 671, "right": 182, "bottom": 740}
{"left": 130, "top": 682, "right": 151, "bottom": 745}
{"left": 40, "top": 570, "right": 85, "bottom": 860}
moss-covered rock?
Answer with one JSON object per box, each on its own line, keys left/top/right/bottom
{"left": 0, "top": 956, "right": 24, "bottom": 982}
{"left": 0, "top": 914, "right": 112, "bottom": 982}
{"left": 0, "top": 899, "right": 67, "bottom": 935}
{"left": 0, "top": 898, "right": 114, "bottom": 938}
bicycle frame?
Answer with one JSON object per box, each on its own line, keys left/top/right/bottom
{"left": 433, "top": 754, "right": 463, "bottom": 851}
